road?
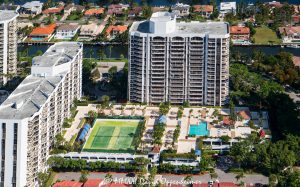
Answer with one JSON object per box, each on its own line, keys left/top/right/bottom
{"left": 54, "top": 169, "right": 268, "bottom": 185}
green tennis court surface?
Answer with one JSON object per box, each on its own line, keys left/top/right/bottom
{"left": 83, "top": 119, "right": 140, "bottom": 153}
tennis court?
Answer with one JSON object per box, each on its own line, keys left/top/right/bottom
{"left": 83, "top": 119, "right": 140, "bottom": 153}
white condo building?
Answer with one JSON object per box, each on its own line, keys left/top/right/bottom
{"left": 128, "top": 12, "right": 230, "bottom": 106}
{"left": 0, "top": 10, "right": 18, "bottom": 86}
{"left": 0, "top": 42, "right": 83, "bottom": 187}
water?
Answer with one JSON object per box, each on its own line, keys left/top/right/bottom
{"left": 17, "top": 44, "right": 300, "bottom": 59}
{"left": 189, "top": 121, "right": 209, "bottom": 136}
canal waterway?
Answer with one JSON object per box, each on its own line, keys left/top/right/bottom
{"left": 18, "top": 44, "right": 300, "bottom": 59}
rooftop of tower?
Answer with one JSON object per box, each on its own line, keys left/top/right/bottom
{"left": 130, "top": 11, "right": 229, "bottom": 36}
{"left": 0, "top": 10, "right": 18, "bottom": 22}
{"left": 0, "top": 42, "right": 82, "bottom": 119}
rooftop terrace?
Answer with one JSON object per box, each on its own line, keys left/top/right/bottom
{"left": 0, "top": 10, "right": 18, "bottom": 22}
{"left": 130, "top": 12, "right": 229, "bottom": 36}
{"left": 0, "top": 42, "right": 82, "bottom": 119}
{"left": 32, "top": 42, "right": 82, "bottom": 67}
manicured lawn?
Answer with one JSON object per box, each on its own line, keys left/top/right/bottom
{"left": 253, "top": 26, "right": 282, "bottom": 44}
{"left": 83, "top": 119, "right": 140, "bottom": 153}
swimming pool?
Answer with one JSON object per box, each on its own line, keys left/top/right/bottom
{"left": 30, "top": 37, "right": 46, "bottom": 41}
{"left": 189, "top": 121, "right": 209, "bottom": 136}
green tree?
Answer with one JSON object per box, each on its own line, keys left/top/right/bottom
{"left": 101, "top": 95, "right": 110, "bottom": 109}
{"left": 104, "top": 173, "right": 113, "bottom": 183}
{"left": 184, "top": 175, "right": 192, "bottom": 184}
{"left": 277, "top": 171, "right": 300, "bottom": 187}
{"left": 79, "top": 170, "right": 89, "bottom": 183}
{"left": 148, "top": 166, "right": 157, "bottom": 187}
{"left": 37, "top": 172, "right": 49, "bottom": 187}
{"left": 235, "top": 172, "right": 244, "bottom": 182}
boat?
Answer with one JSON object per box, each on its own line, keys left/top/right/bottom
{"left": 286, "top": 44, "right": 300, "bottom": 48}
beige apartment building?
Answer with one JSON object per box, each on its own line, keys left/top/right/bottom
{"left": 128, "top": 12, "right": 230, "bottom": 106}
{"left": 0, "top": 10, "right": 18, "bottom": 86}
{"left": 0, "top": 42, "right": 83, "bottom": 187}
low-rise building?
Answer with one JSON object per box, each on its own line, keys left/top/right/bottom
{"left": 42, "top": 6, "right": 64, "bottom": 15}
{"left": 230, "top": 25, "right": 251, "bottom": 45}
{"left": 128, "top": 6, "right": 143, "bottom": 18}
{"left": 19, "top": 1, "right": 43, "bottom": 16}
{"left": 106, "top": 25, "right": 128, "bottom": 38}
{"left": 279, "top": 26, "right": 300, "bottom": 43}
{"left": 29, "top": 23, "right": 56, "bottom": 41}
{"left": 108, "top": 4, "right": 129, "bottom": 16}
{"left": 171, "top": 2, "right": 190, "bottom": 17}
{"left": 64, "top": 3, "right": 85, "bottom": 15}
{"left": 84, "top": 8, "right": 105, "bottom": 17}
{"left": 193, "top": 5, "right": 214, "bottom": 18}
{"left": 79, "top": 23, "right": 100, "bottom": 41}
{"left": 219, "top": 2, "right": 236, "bottom": 17}
{"left": 55, "top": 24, "right": 80, "bottom": 40}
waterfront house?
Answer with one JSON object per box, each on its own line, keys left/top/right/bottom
{"left": 230, "top": 25, "right": 251, "bottom": 45}
{"left": 42, "top": 5, "right": 64, "bottom": 15}
{"left": 64, "top": 3, "right": 85, "bottom": 15}
{"left": 171, "top": 2, "right": 190, "bottom": 17}
{"left": 84, "top": 8, "right": 105, "bottom": 17}
{"left": 219, "top": 2, "right": 236, "bottom": 17}
{"left": 19, "top": 1, "right": 43, "bottom": 16}
{"left": 279, "top": 26, "right": 300, "bottom": 43}
{"left": 79, "top": 23, "right": 100, "bottom": 41}
{"left": 55, "top": 24, "right": 80, "bottom": 40}
{"left": 193, "top": 5, "right": 214, "bottom": 18}
{"left": 29, "top": 23, "right": 56, "bottom": 41}
{"left": 106, "top": 25, "right": 128, "bottom": 39}
{"left": 108, "top": 4, "right": 129, "bottom": 16}
{"left": 128, "top": 6, "right": 143, "bottom": 18}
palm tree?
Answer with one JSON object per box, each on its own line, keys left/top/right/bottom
{"left": 104, "top": 173, "right": 113, "bottom": 183}
{"left": 96, "top": 104, "right": 101, "bottom": 114}
{"left": 235, "top": 172, "right": 245, "bottom": 182}
{"left": 184, "top": 175, "right": 193, "bottom": 184}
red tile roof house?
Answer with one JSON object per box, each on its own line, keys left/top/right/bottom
{"left": 106, "top": 25, "right": 128, "bottom": 39}
{"left": 278, "top": 26, "right": 300, "bottom": 44}
{"left": 29, "top": 23, "right": 56, "bottom": 42}
{"left": 83, "top": 179, "right": 103, "bottom": 187}
{"left": 42, "top": 6, "right": 64, "bottom": 15}
{"left": 193, "top": 5, "right": 214, "bottom": 18}
{"left": 230, "top": 25, "right": 251, "bottom": 44}
{"left": 53, "top": 180, "right": 83, "bottom": 187}
{"left": 107, "top": 4, "right": 129, "bottom": 16}
{"left": 84, "top": 8, "right": 105, "bottom": 17}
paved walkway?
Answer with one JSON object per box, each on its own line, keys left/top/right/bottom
{"left": 64, "top": 104, "right": 97, "bottom": 141}
{"left": 54, "top": 169, "right": 268, "bottom": 185}
{"left": 96, "top": 15, "right": 110, "bottom": 35}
